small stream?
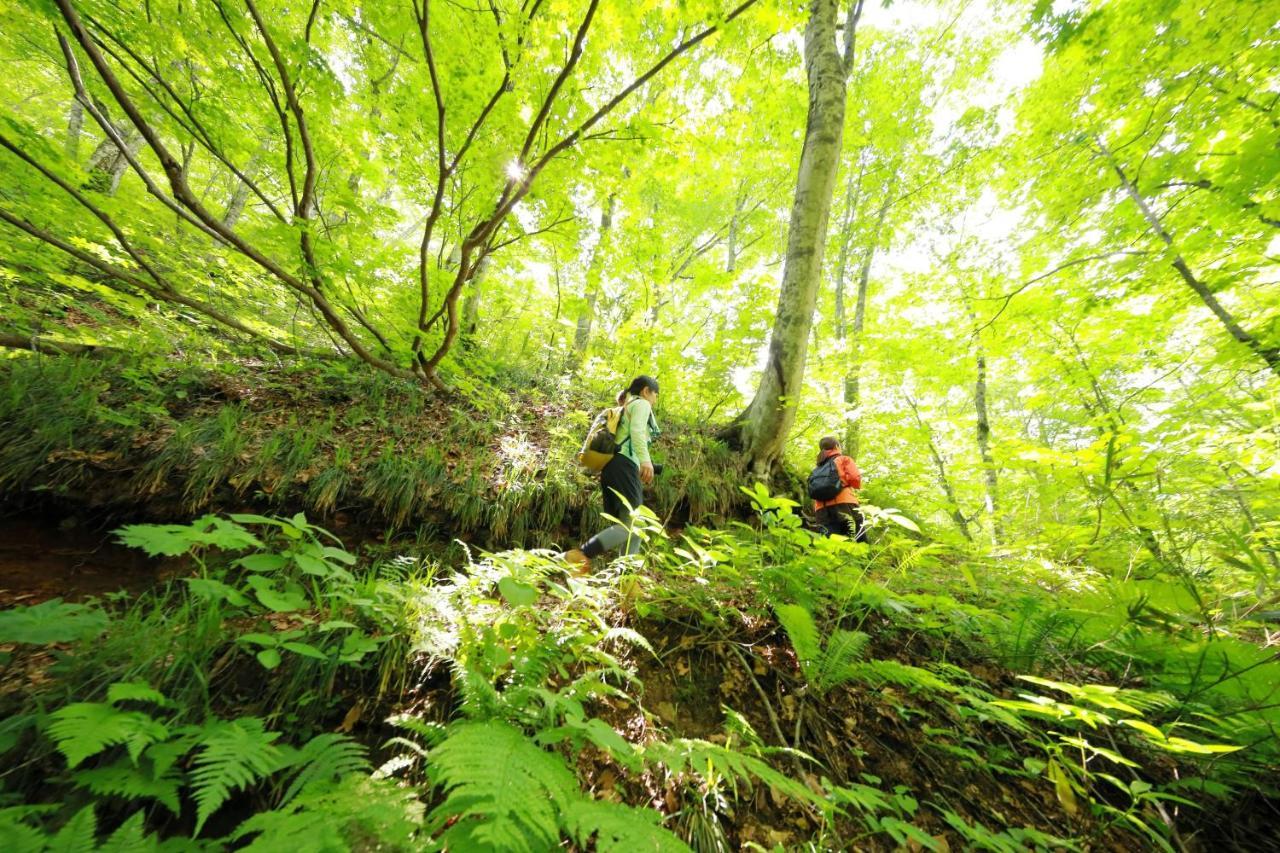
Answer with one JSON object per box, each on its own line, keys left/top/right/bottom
{"left": 0, "top": 512, "right": 164, "bottom": 607}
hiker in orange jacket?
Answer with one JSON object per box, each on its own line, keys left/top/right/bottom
{"left": 811, "top": 436, "right": 865, "bottom": 541}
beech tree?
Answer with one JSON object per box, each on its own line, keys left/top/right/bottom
{"left": 726, "top": 0, "right": 864, "bottom": 476}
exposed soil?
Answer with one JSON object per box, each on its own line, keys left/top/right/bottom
{"left": 0, "top": 510, "right": 169, "bottom": 607}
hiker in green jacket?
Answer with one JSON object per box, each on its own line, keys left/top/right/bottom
{"left": 564, "top": 375, "right": 661, "bottom": 571}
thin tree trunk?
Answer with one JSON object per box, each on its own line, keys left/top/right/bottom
{"left": 726, "top": 181, "right": 747, "bottom": 273}
{"left": 731, "top": 0, "right": 862, "bottom": 476}
{"left": 1221, "top": 464, "right": 1280, "bottom": 576}
{"left": 832, "top": 156, "right": 864, "bottom": 341}
{"left": 65, "top": 100, "right": 84, "bottom": 161}
{"left": 964, "top": 299, "right": 1001, "bottom": 542}
{"left": 574, "top": 193, "right": 615, "bottom": 356}
{"left": 843, "top": 177, "right": 894, "bottom": 455}
{"left": 460, "top": 255, "right": 489, "bottom": 343}
{"left": 86, "top": 126, "right": 142, "bottom": 196}
{"left": 972, "top": 335, "right": 1001, "bottom": 541}
{"left": 906, "top": 394, "right": 973, "bottom": 541}
{"left": 0, "top": 331, "right": 125, "bottom": 358}
{"left": 222, "top": 151, "right": 264, "bottom": 229}
{"left": 1098, "top": 136, "right": 1280, "bottom": 378}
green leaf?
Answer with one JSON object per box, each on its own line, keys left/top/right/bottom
{"left": 107, "top": 682, "right": 172, "bottom": 708}
{"left": 49, "top": 804, "right": 97, "bottom": 852}
{"left": 563, "top": 798, "right": 691, "bottom": 852}
{"left": 321, "top": 546, "right": 357, "bottom": 566}
{"left": 47, "top": 703, "right": 169, "bottom": 768}
{"left": 257, "top": 648, "right": 283, "bottom": 670}
{"left": 238, "top": 633, "right": 279, "bottom": 648}
{"left": 185, "top": 577, "right": 253, "bottom": 607}
{"left": 191, "top": 718, "right": 283, "bottom": 835}
{"left": 75, "top": 763, "right": 183, "bottom": 816}
{"left": 426, "top": 720, "right": 578, "bottom": 847}
{"left": 498, "top": 576, "right": 538, "bottom": 607}
{"left": 0, "top": 599, "right": 107, "bottom": 645}
{"left": 245, "top": 576, "right": 308, "bottom": 612}
{"left": 281, "top": 642, "right": 329, "bottom": 661}
{"left": 235, "top": 554, "right": 289, "bottom": 573}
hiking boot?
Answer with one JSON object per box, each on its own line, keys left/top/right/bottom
{"left": 561, "top": 548, "right": 591, "bottom": 575}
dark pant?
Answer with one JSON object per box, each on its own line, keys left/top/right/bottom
{"left": 817, "top": 503, "right": 865, "bottom": 541}
{"left": 582, "top": 455, "right": 644, "bottom": 558}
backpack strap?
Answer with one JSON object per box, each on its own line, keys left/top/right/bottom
{"left": 618, "top": 397, "right": 640, "bottom": 454}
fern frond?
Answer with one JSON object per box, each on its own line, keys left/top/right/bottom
{"left": 74, "top": 761, "right": 182, "bottom": 815}
{"left": 191, "top": 718, "right": 283, "bottom": 835}
{"left": 650, "top": 739, "right": 824, "bottom": 809}
{"left": 0, "top": 807, "right": 52, "bottom": 851}
{"left": 106, "top": 682, "right": 172, "bottom": 708}
{"left": 49, "top": 804, "right": 97, "bottom": 852}
{"left": 563, "top": 798, "right": 691, "bottom": 853}
{"left": 232, "top": 775, "right": 422, "bottom": 853}
{"left": 46, "top": 703, "right": 169, "bottom": 768}
{"left": 278, "top": 734, "right": 370, "bottom": 806}
{"left": 846, "top": 660, "right": 959, "bottom": 695}
{"left": 426, "top": 720, "right": 577, "bottom": 850}
{"left": 452, "top": 662, "right": 504, "bottom": 720}
{"left": 814, "top": 629, "right": 871, "bottom": 696}
{"left": 602, "top": 626, "right": 657, "bottom": 657}
{"left": 775, "top": 604, "right": 821, "bottom": 683}
{"left": 97, "top": 811, "right": 154, "bottom": 852}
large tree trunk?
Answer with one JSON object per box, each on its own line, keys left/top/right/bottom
{"left": 1098, "top": 136, "right": 1280, "bottom": 379}
{"left": 843, "top": 178, "right": 894, "bottom": 455}
{"left": 730, "top": 0, "right": 861, "bottom": 477}
{"left": 574, "top": 193, "right": 615, "bottom": 357}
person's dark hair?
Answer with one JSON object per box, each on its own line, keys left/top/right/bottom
{"left": 817, "top": 435, "right": 840, "bottom": 465}
{"left": 617, "top": 375, "right": 660, "bottom": 406}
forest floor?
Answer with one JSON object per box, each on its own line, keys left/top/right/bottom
{"left": 2, "top": 356, "right": 1278, "bottom": 851}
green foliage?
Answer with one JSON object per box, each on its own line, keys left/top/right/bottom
{"left": 0, "top": 599, "right": 107, "bottom": 645}
{"left": 775, "top": 603, "right": 871, "bottom": 697}
{"left": 189, "top": 717, "right": 284, "bottom": 834}
{"left": 424, "top": 720, "right": 578, "bottom": 849}
{"left": 425, "top": 720, "right": 689, "bottom": 851}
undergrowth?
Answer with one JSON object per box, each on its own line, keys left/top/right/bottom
{"left": 1, "top": 488, "right": 1276, "bottom": 850}
{"left": 0, "top": 354, "right": 742, "bottom": 547}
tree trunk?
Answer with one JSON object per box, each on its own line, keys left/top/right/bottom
{"left": 65, "top": 100, "right": 84, "bottom": 161}
{"left": 843, "top": 178, "right": 894, "bottom": 455}
{"left": 222, "top": 151, "right": 264, "bottom": 229}
{"left": 966, "top": 300, "right": 1002, "bottom": 542}
{"left": 731, "top": 0, "right": 861, "bottom": 477}
{"left": 460, "top": 255, "right": 490, "bottom": 344}
{"left": 1098, "top": 136, "right": 1280, "bottom": 379}
{"left": 832, "top": 157, "right": 864, "bottom": 341}
{"left": 906, "top": 394, "right": 973, "bottom": 541}
{"left": 726, "top": 182, "right": 748, "bottom": 273}
{"left": 574, "top": 193, "right": 615, "bottom": 356}
{"left": 86, "top": 126, "right": 142, "bottom": 196}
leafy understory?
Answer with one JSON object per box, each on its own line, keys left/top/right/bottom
{"left": 1, "top": 502, "right": 1275, "bottom": 851}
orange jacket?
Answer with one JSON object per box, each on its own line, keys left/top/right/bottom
{"left": 813, "top": 449, "right": 861, "bottom": 511}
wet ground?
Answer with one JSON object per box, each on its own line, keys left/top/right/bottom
{"left": 0, "top": 512, "right": 164, "bottom": 607}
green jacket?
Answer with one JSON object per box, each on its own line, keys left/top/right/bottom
{"left": 615, "top": 397, "right": 661, "bottom": 466}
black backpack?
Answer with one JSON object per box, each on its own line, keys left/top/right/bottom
{"left": 807, "top": 456, "right": 843, "bottom": 501}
